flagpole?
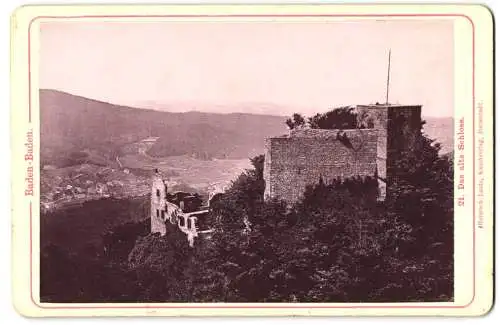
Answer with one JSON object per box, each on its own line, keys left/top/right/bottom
{"left": 385, "top": 49, "right": 391, "bottom": 105}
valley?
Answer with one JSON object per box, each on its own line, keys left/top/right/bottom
{"left": 41, "top": 136, "right": 251, "bottom": 212}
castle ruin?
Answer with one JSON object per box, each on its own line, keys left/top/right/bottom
{"left": 149, "top": 103, "right": 422, "bottom": 244}
{"left": 263, "top": 104, "right": 422, "bottom": 203}
{"left": 150, "top": 170, "right": 213, "bottom": 246}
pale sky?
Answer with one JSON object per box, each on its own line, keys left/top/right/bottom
{"left": 39, "top": 20, "right": 454, "bottom": 117}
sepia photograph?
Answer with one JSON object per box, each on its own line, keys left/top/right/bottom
{"left": 38, "top": 18, "right": 455, "bottom": 304}
{"left": 9, "top": 3, "right": 494, "bottom": 317}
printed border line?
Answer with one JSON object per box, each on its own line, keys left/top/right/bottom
{"left": 27, "top": 13, "right": 475, "bottom": 310}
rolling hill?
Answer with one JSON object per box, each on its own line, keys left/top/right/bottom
{"left": 40, "top": 89, "right": 288, "bottom": 166}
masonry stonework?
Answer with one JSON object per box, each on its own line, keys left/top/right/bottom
{"left": 264, "top": 129, "right": 379, "bottom": 203}
{"left": 150, "top": 170, "right": 214, "bottom": 247}
{"left": 356, "top": 105, "right": 388, "bottom": 184}
{"left": 151, "top": 173, "right": 169, "bottom": 235}
{"left": 386, "top": 105, "right": 422, "bottom": 188}
{"left": 264, "top": 104, "right": 422, "bottom": 203}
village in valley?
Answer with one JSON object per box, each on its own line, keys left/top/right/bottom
{"left": 40, "top": 136, "right": 251, "bottom": 212}
{"left": 40, "top": 163, "right": 151, "bottom": 211}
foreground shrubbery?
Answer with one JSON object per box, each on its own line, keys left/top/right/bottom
{"left": 192, "top": 139, "right": 453, "bottom": 302}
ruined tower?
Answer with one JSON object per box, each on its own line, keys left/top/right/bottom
{"left": 149, "top": 169, "right": 212, "bottom": 246}
{"left": 356, "top": 104, "right": 422, "bottom": 195}
{"left": 151, "top": 169, "right": 169, "bottom": 235}
{"left": 263, "top": 104, "right": 422, "bottom": 203}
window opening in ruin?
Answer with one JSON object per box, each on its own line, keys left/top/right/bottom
{"left": 170, "top": 210, "right": 177, "bottom": 224}
{"left": 156, "top": 209, "right": 159, "bottom": 218}
{"left": 161, "top": 210, "right": 165, "bottom": 220}
{"left": 156, "top": 189, "right": 160, "bottom": 197}
{"left": 179, "top": 216, "right": 185, "bottom": 227}
{"left": 187, "top": 218, "right": 192, "bottom": 229}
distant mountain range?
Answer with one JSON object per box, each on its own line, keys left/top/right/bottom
{"left": 40, "top": 89, "right": 288, "bottom": 166}
{"left": 421, "top": 116, "right": 454, "bottom": 154}
{"left": 131, "top": 99, "right": 298, "bottom": 116}
{"left": 40, "top": 89, "right": 453, "bottom": 167}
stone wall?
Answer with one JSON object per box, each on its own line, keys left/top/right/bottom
{"left": 150, "top": 174, "right": 169, "bottom": 235}
{"left": 150, "top": 172, "right": 209, "bottom": 246}
{"left": 356, "top": 106, "right": 388, "bottom": 183}
{"left": 264, "top": 129, "right": 379, "bottom": 203}
{"left": 386, "top": 105, "right": 422, "bottom": 188}
{"left": 387, "top": 105, "right": 422, "bottom": 153}
{"left": 356, "top": 104, "right": 422, "bottom": 198}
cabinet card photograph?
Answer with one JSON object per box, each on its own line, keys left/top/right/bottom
{"left": 10, "top": 4, "right": 493, "bottom": 317}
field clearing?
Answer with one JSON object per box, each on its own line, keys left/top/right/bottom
{"left": 119, "top": 153, "right": 253, "bottom": 192}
